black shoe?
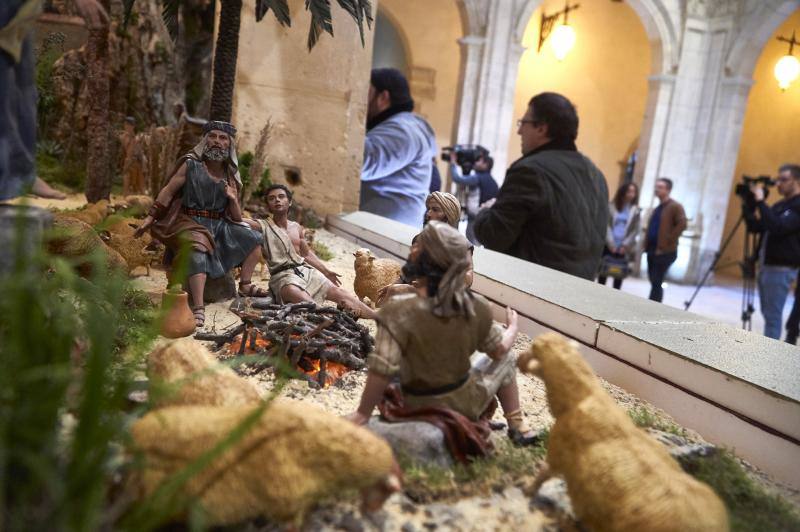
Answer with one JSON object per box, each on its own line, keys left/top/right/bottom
{"left": 488, "top": 420, "right": 507, "bottom": 431}
{"left": 786, "top": 331, "right": 798, "bottom": 345}
{"left": 508, "top": 428, "right": 543, "bottom": 447}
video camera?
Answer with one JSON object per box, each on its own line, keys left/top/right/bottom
{"left": 735, "top": 175, "right": 774, "bottom": 207}
{"left": 441, "top": 144, "right": 489, "bottom": 175}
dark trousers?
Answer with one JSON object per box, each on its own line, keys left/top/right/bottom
{"left": 597, "top": 247, "right": 624, "bottom": 289}
{"left": 785, "top": 272, "right": 800, "bottom": 344}
{"left": 0, "top": 37, "right": 37, "bottom": 201}
{"left": 647, "top": 251, "right": 677, "bottom": 302}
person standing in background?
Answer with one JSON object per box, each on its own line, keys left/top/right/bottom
{"left": 643, "top": 178, "right": 687, "bottom": 302}
{"left": 598, "top": 182, "right": 641, "bottom": 289}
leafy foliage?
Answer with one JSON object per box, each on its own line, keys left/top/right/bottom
{"left": 124, "top": 0, "right": 373, "bottom": 50}
{"left": 0, "top": 217, "right": 150, "bottom": 530}
{"left": 684, "top": 450, "right": 800, "bottom": 532}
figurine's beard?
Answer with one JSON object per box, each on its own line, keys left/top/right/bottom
{"left": 203, "top": 146, "right": 227, "bottom": 161}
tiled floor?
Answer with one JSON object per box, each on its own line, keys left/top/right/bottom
{"left": 604, "top": 274, "right": 796, "bottom": 341}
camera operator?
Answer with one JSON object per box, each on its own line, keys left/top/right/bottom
{"left": 744, "top": 164, "right": 800, "bottom": 340}
{"left": 449, "top": 151, "right": 499, "bottom": 244}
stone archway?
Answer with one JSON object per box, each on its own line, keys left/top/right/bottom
{"left": 371, "top": 8, "right": 412, "bottom": 76}
{"left": 452, "top": 0, "right": 676, "bottom": 184}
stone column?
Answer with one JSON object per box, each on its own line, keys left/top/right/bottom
{"left": 633, "top": 2, "right": 751, "bottom": 283}
{"left": 452, "top": 0, "right": 531, "bottom": 181}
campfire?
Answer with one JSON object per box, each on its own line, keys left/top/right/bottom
{"left": 199, "top": 301, "right": 374, "bottom": 388}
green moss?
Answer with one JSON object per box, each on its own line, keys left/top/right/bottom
{"left": 627, "top": 406, "right": 686, "bottom": 437}
{"left": 402, "top": 433, "right": 548, "bottom": 502}
{"left": 685, "top": 450, "right": 800, "bottom": 532}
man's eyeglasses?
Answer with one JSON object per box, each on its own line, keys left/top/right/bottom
{"left": 516, "top": 119, "right": 537, "bottom": 127}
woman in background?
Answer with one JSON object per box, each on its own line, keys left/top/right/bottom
{"left": 598, "top": 182, "right": 641, "bottom": 290}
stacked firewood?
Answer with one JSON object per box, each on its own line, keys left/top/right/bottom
{"left": 198, "top": 302, "right": 374, "bottom": 387}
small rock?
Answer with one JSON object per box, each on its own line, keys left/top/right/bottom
{"left": 367, "top": 418, "right": 454, "bottom": 468}
{"left": 534, "top": 477, "right": 575, "bottom": 521}
{"left": 647, "top": 429, "right": 717, "bottom": 468}
{"left": 401, "top": 522, "right": 418, "bottom": 532}
{"left": 338, "top": 510, "right": 365, "bottom": 532}
{"left": 400, "top": 499, "right": 417, "bottom": 514}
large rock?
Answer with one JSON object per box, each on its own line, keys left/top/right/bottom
{"left": 368, "top": 418, "right": 454, "bottom": 468}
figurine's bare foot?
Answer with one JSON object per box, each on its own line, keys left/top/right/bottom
{"left": 31, "top": 177, "right": 67, "bottom": 199}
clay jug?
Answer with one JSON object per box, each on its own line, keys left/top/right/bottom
{"left": 160, "top": 287, "right": 196, "bottom": 338}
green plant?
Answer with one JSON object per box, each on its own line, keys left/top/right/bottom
{"left": 238, "top": 151, "right": 254, "bottom": 191}
{"left": 312, "top": 241, "right": 334, "bottom": 261}
{"left": 0, "top": 217, "right": 292, "bottom": 530}
{"left": 685, "top": 450, "right": 800, "bottom": 532}
{"left": 0, "top": 220, "right": 152, "bottom": 530}
{"left": 36, "top": 148, "right": 86, "bottom": 191}
{"left": 35, "top": 32, "right": 66, "bottom": 135}
{"left": 401, "top": 433, "right": 548, "bottom": 502}
{"left": 627, "top": 406, "right": 686, "bottom": 437}
{"left": 255, "top": 166, "right": 272, "bottom": 197}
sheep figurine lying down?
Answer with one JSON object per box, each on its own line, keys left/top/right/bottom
{"left": 131, "top": 338, "right": 401, "bottom": 526}
{"left": 517, "top": 333, "right": 729, "bottom": 532}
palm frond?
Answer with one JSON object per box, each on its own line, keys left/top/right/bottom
{"left": 336, "top": 0, "right": 373, "bottom": 46}
{"left": 305, "top": 0, "right": 334, "bottom": 50}
{"left": 161, "top": 0, "right": 181, "bottom": 40}
{"left": 256, "top": 0, "right": 291, "bottom": 25}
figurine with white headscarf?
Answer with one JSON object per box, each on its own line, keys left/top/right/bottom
{"left": 135, "top": 121, "right": 265, "bottom": 328}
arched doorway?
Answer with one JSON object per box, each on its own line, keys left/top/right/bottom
{"left": 718, "top": 7, "right": 800, "bottom": 278}
{"left": 370, "top": 0, "right": 466, "bottom": 178}
{"left": 371, "top": 9, "right": 410, "bottom": 76}
{"left": 509, "top": 1, "right": 653, "bottom": 195}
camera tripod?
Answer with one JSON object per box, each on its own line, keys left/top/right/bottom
{"left": 683, "top": 214, "right": 761, "bottom": 330}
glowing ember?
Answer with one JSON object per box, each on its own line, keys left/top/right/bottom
{"left": 297, "top": 358, "right": 350, "bottom": 388}
{"left": 228, "top": 331, "right": 272, "bottom": 355}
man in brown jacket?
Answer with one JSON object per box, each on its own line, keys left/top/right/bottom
{"left": 643, "top": 178, "right": 687, "bottom": 302}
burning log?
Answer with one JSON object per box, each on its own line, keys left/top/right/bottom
{"left": 225, "top": 303, "right": 374, "bottom": 387}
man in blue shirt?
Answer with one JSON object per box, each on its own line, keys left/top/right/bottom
{"left": 449, "top": 152, "right": 499, "bottom": 244}
{"left": 360, "top": 68, "right": 437, "bottom": 227}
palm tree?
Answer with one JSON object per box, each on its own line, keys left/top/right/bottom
{"left": 126, "top": 0, "right": 373, "bottom": 122}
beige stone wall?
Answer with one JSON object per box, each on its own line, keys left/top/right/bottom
{"left": 718, "top": 8, "right": 800, "bottom": 278}
{"left": 509, "top": 2, "right": 651, "bottom": 196}
{"left": 378, "top": 0, "right": 464, "bottom": 181}
{"left": 232, "top": 0, "right": 376, "bottom": 216}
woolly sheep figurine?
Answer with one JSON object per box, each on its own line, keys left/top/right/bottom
{"left": 48, "top": 214, "right": 128, "bottom": 275}
{"left": 101, "top": 216, "right": 158, "bottom": 276}
{"left": 353, "top": 248, "right": 402, "bottom": 306}
{"left": 133, "top": 339, "right": 400, "bottom": 526}
{"left": 59, "top": 199, "right": 110, "bottom": 226}
{"left": 146, "top": 338, "right": 262, "bottom": 407}
{"left": 517, "top": 333, "right": 729, "bottom": 532}
{"left": 131, "top": 401, "right": 400, "bottom": 526}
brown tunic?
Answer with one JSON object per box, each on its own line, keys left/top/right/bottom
{"left": 370, "top": 293, "right": 511, "bottom": 419}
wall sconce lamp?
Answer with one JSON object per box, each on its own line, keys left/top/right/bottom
{"left": 538, "top": 2, "right": 580, "bottom": 61}
{"left": 775, "top": 30, "right": 799, "bottom": 91}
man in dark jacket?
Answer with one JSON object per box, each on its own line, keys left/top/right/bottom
{"left": 473, "top": 92, "right": 609, "bottom": 280}
{"left": 745, "top": 163, "right": 800, "bottom": 340}
{"left": 643, "top": 178, "right": 687, "bottom": 302}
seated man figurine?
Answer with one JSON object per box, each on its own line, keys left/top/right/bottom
{"left": 377, "top": 191, "right": 472, "bottom": 305}
{"left": 248, "top": 185, "right": 376, "bottom": 319}
{"left": 135, "top": 121, "right": 265, "bottom": 327}
{"left": 346, "top": 221, "right": 538, "bottom": 446}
